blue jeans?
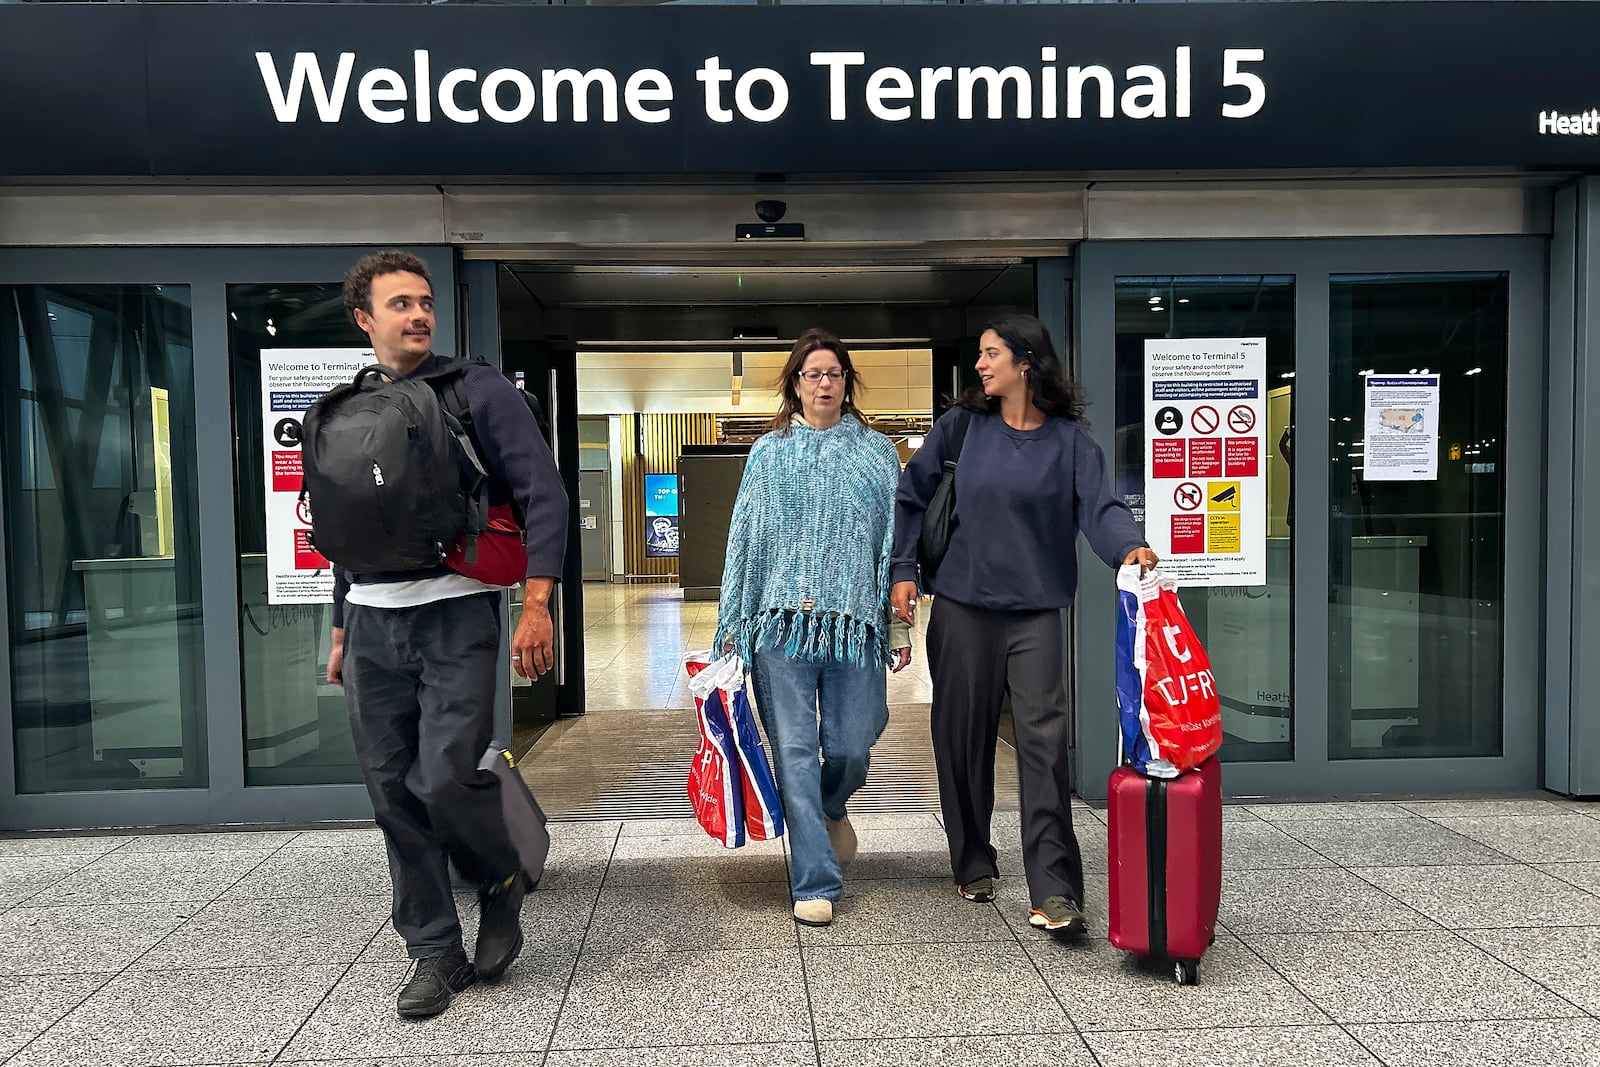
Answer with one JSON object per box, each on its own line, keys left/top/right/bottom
{"left": 751, "top": 648, "right": 890, "bottom": 902}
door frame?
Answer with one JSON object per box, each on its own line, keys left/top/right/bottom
{"left": 1073, "top": 237, "right": 1546, "bottom": 800}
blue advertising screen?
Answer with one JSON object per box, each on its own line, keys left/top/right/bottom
{"left": 644, "top": 474, "right": 679, "bottom": 517}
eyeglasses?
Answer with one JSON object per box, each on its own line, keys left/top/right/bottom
{"left": 797, "top": 369, "right": 849, "bottom": 383}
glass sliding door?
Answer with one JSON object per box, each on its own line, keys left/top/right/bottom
{"left": 1327, "top": 273, "right": 1509, "bottom": 760}
{"left": 1077, "top": 237, "right": 1542, "bottom": 800}
{"left": 1, "top": 284, "right": 206, "bottom": 793}
{"left": 228, "top": 282, "right": 368, "bottom": 787}
{"left": 1113, "top": 276, "right": 1297, "bottom": 763}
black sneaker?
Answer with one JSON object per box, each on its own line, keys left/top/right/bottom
{"left": 396, "top": 949, "right": 476, "bottom": 1019}
{"left": 474, "top": 872, "right": 529, "bottom": 982}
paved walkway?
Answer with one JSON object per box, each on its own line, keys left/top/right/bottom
{"left": 2, "top": 797, "right": 1599, "bottom": 1067}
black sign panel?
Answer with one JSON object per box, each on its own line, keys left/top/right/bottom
{"left": 4, "top": 3, "right": 1600, "bottom": 179}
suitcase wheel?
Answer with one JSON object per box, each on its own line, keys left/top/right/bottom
{"left": 1174, "top": 959, "right": 1200, "bottom": 986}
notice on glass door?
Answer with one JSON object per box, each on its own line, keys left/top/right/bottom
{"left": 261, "top": 348, "right": 371, "bottom": 604}
{"left": 1362, "top": 375, "right": 1440, "bottom": 481}
{"left": 1143, "top": 338, "right": 1267, "bottom": 587}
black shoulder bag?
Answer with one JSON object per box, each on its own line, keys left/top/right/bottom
{"left": 915, "top": 408, "right": 974, "bottom": 582}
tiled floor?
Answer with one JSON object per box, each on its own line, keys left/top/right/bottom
{"left": 524, "top": 584, "right": 983, "bottom": 818}
{"left": 2, "top": 800, "right": 1599, "bottom": 1066}
{"left": 5, "top": 587, "right": 1600, "bottom": 1064}
{"left": 576, "top": 584, "right": 935, "bottom": 712}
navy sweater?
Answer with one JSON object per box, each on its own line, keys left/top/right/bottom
{"left": 892, "top": 407, "right": 1145, "bottom": 612}
{"left": 332, "top": 354, "right": 568, "bottom": 627}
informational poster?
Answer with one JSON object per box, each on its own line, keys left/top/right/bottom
{"left": 1363, "top": 375, "right": 1441, "bottom": 481}
{"left": 643, "top": 473, "right": 680, "bottom": 558}
{"left": 1143, "top": 338, "right": 1268, "bottom": 587}
{"left": 261, "top": 348, "right": 371, "bottom": 603}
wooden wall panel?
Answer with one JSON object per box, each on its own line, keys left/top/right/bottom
{"left": 620, "top": 413, "right": 718, "bottom": 579}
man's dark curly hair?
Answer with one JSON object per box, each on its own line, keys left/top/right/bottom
{"left": 342, "top": 250, "right": 433, "bottom": 323}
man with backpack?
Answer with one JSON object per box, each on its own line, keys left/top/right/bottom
{"left": 309, "top": 250, "right": 567, "bottom": 1019}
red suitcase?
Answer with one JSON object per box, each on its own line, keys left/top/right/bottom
{"left": 1107, "top": 755, "right": 1222, "bottom": 985}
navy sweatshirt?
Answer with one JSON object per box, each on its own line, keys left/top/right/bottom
{"left": 892, "top": 407, "right": 1146, "bottom": 612}
{"left": 332, "top": 354, "right": 568, "bottom": 627}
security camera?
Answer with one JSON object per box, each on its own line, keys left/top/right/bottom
{"left": 755, "top": 200, "right": 787, "bottom": 223}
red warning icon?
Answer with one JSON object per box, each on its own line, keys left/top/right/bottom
{"left": 1227, "top": 405, "right": 1257, "bottom": 434}
{"left": 1174, "top": 482, "right": 1204, "bottom": 512}
{"left": 1191, "top": 405, "right": 1220, "bottom": 435}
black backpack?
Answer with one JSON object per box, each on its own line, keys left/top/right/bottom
{"left": 300, "top": 359, "right": 492, "bottom": 574}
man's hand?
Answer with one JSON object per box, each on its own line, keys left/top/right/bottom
{"left": 327, "top": 627, "right": 345, "bottom": 687}
{"left": 890, "top": 647, "right": 913, "bottom": 674}
{"left": 891, "top": 581, "right": 919, "bottom": 626}
{"left": 1124, "top": 547, "right": 1160, "bottom": 576}
{"left": 513, "top": 578, "right": 556, "bottom": 679}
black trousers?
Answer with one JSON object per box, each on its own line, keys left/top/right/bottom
{"left": 345, "top": 591, "right": 519, "bottom": 958}
{"left": 926, "top": 595, "right": 1085, "bottom": 909}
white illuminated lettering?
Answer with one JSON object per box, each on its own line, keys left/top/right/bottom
{"left": 697, "top": 56, "right": 735, "bottom": 124}
{"left": 482, "top": 68, "right": 536, "bottom": 124}
{"left": 256, "top": 51, "right": 355, "bottom": 123}
{"left": 625, "top": 69, "right": 673, "bottom": 124}
{"left": 439, "top": 69, "right": 480, "bottom": 124}
{"left": 957, "top": 65, "right": 1031, "bottom": 120}
{"left": 542, "top": 68, "right": 620, "bottom": 123}
{"left": 811, "top": 51, "right": 865, "bottom": 121}
{"left": 357, "top": 67, "right": 407, "bottom": 124}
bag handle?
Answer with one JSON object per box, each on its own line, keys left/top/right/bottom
{"left": 948, "top": 407, "right": 973, "bottom": 463}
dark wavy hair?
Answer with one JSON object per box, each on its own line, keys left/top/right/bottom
{"left": 770, "top": 328, "right": 866, "bottom": 432}
{"left": 957, "top": 314, "right": 1087, "bottom": 423}
{"left": 343, "top": 250, "right": 433, "bottom": 322}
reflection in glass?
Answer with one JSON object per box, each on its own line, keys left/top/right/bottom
{"left": 2, "top": 285, "right": 206, "bottom": 792}
{"left": 1114, "top": 276, "right": 1296, "bottom": 763}
{"left": 1328, "top": 274, "right": 1507, "bottom": 759}
{"left": 229, "top": 283, "right": 368, "bottom": 787}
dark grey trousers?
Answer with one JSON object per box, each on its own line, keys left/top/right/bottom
{"left": 344, "top": 591, "right": 519, "bottom": 958}
{"left": 926, "top": 595, "right": 1085, "bottom": 909}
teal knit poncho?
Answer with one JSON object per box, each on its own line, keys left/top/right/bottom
{"left": 714, "top": 414, "right": 903, "bottom": 669}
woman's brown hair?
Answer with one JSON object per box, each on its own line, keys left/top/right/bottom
{"left": 769, "top": 328, "right": 867, "bottom": 431}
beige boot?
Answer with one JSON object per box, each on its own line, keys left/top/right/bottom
{"left": 826, "top": 815, "right": 858, "bottom": 867}
{"left": 793, "top": 898, "right": 833, "bottom": 927}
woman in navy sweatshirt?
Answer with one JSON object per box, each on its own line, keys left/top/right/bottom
{"left": 891, "top": 314, "right": 1156, "bottom": 935}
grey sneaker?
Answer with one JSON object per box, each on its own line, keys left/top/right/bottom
{"left": 1029, "top": 895, "right": 1087, "bottom": 935}
{"left": 959, "top": 876, "right": 996, "bottom": 903}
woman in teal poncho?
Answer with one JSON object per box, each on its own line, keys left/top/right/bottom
{"left": 715, "top": 328, "right": 912, "bottom": 927}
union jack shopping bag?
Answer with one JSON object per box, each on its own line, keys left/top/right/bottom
{"left": 684, "top": 650, "right": 784, "bottom": 847}
{"left": 1115, "top": 565, "right": 1223, "bottom": 778}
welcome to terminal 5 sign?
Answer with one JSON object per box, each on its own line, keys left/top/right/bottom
{"left": 3, "top": 2, "right": 1599, "bottom": 178}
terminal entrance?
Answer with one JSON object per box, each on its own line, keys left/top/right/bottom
{"left": 489, "top": 260, "right": 1039, "bottom": 815}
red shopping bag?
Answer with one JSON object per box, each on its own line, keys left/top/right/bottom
{"left": 684, "top": 650, "right": 786, "bottom": 846}
{"left": 685, "top": 651, "right": 744, "bottom": 848}
{"left": 1115, "top": 565, "right": 1223, "bottom": 776}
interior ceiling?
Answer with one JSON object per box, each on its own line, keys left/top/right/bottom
{"left": 501, "top": 263, "right": 1034, "bottom": 309}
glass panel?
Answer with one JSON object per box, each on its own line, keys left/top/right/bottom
{"left": 1328, "top": 273, "right": 1507, "bottom": 759}
{"left": 1115, "top": 276, "right": 1296, "bottom": 763}
{"left": 228, "top": 283, "right": 367, "bottom": 786}
{"left": 3, "top": 285, "right": 206, "bottom": 792}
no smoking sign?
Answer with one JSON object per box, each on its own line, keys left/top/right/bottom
{"left": 1227, "top": 405, "right": 1257, "bottom": 434}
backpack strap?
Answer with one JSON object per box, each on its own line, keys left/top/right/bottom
{"left": 422, "top": 359, "right": 493, "bottom": 565}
